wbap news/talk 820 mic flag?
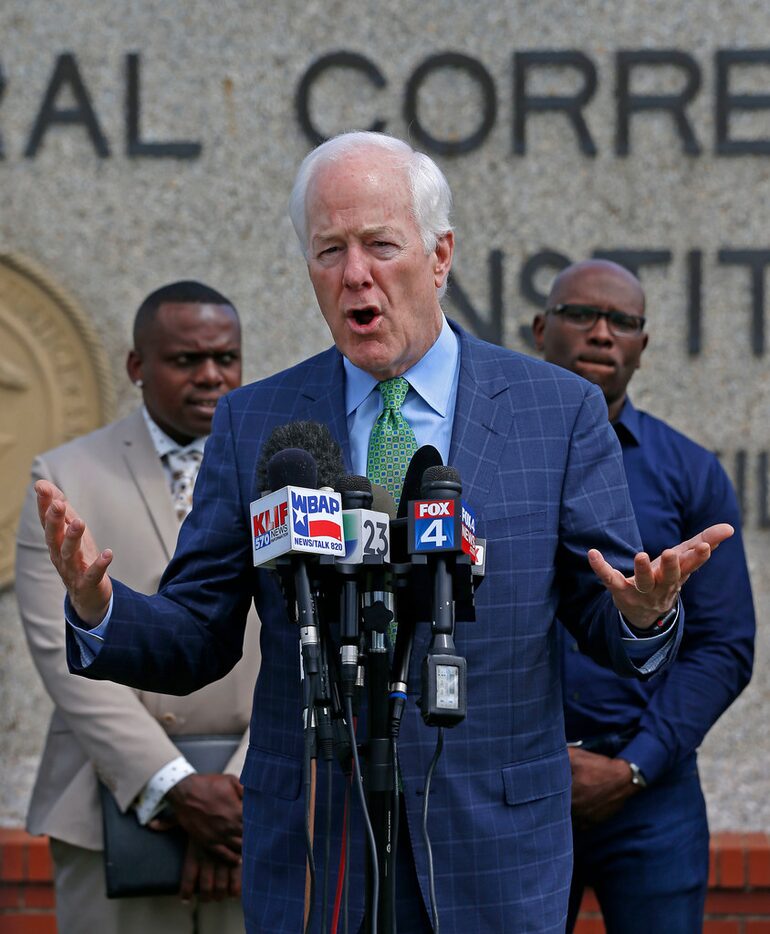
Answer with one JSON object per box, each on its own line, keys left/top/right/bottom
{"left": 250, "top": 426, "right": 346, "bottom": 567}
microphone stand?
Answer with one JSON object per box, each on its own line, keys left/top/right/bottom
{"left": 360, "top": 559, "right": 394, "bottom": 934}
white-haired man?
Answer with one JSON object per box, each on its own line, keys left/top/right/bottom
{"left": 36, "top": 132, "right": 731, "bottom": 933}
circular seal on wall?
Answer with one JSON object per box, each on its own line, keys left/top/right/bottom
{"left": 0, "top": 253, "right": 114, "bottom": 589}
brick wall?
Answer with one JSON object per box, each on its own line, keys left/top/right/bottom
{"left": 576, "top": 832, "right": 770, "bottom": 934}
{"left": 2, "top": 828, "right": 769, "bottom": 932}
{"left": 0, "top": 829, "right": 56, "bottom": 934}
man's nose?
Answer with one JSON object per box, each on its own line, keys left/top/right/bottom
{"left": 193, "top": 357, "right": 224, "bottom": 385}
{"left": 342, "top": 245, "right": 373, "bottom": 290}
{"left": 587, "top": 315, "right": 614, "bottom": 344}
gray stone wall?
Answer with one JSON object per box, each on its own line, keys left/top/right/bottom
{"left": 1, "top": 0, "right": 768, "bottom": 829}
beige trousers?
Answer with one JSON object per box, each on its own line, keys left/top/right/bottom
{"left": 49, "top": 838, "right": 245, "bottom": 934}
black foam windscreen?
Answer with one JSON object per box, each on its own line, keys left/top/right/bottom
{"left": 266, "top": 447, "right": 318, "bottom": 492}
{"left": 335, "top": 474, "right": 372, "bottom": 495}
{"left": 420, "top": 464, "right": 462, "bottom": 498}
{"left": 257, "top": 420, "right": 345, "bottom": 493}
{"left": 396, "top": 445, "right": 443, "bottom": 518}
{"left": 335, "top": 474, "right": 373, "bottom": 510}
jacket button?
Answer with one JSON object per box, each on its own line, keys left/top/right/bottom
{"left": 161, "top": 712, "right": 177, "bottom": 726}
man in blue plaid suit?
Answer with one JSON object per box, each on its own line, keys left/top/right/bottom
{"left": 37, "top": 132, "right": 732, "bottom": 933}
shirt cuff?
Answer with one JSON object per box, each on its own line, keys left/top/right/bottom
{"left": 134, "top": 756, "right": 197, "bottom": 825}
{"left": 65, "top": 593, "right": 114, "bottom": 667}
{"left": 619, "top": 604, "right": 678, "bottom": 640}
{"left": 618, "top": 601, "right": 681, "bottom": 675}
{"left": 618, "top": 730, "right": 672, "bottom": 786}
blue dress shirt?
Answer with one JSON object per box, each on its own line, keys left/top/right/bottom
{"left": 561, "top": 397, "right": 755, "bottom": 783}
{"left": 343, "top": 315, "right": 460, "bottom": 476}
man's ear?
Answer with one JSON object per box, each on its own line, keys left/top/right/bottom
{"left": 433, "top": 231, "right": 454, "bottom": 289}
{"left": 532, "top": 314, "right": 546, "bottom": 353}
{"left": 636, "top": 332, "right": 649, "bottom": 370}
{"left": 126, "top": 349, "right": 143, "bottom": 385}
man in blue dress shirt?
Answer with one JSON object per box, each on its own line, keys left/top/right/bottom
{"left": 533, "top": 258, "right": 756, "bottom": 934}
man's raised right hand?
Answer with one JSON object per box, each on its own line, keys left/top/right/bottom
{"left": 35, "top": 479, "right": 113, "bottom": 627}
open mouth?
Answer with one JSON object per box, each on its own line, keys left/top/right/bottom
{"left": 347, "top": 307, "right": 380, "bottom": 329}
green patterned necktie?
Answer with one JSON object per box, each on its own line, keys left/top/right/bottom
{"left": 367, "top": 377, "right": 417, "bottom": 657}
{"left": 366, "top": 377, "right": 418, "bottom": 508}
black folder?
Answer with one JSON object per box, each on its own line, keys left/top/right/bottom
{"left": 99, "top": 734, "right": 241, "bottom": 898}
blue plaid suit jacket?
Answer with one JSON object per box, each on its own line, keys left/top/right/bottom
{"left": 68, "top": 322, "right": 680, "bottom": 932}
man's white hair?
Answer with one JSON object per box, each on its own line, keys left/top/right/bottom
{"left": 289, "top": 131, "right": 453, "bottom": 259}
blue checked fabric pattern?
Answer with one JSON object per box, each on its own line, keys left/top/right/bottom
{"left": 366, "top": 377, "right": 418, "bottom": 507}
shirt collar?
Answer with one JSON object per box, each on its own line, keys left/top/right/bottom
{"left": 141, "top": 406, "right": 207, "bottom": 459}
{"left": 343, "top": 315, "right": 458, "bottom": 415}
{"left": 612, "top": 396, "right": 641, "bottom": 446}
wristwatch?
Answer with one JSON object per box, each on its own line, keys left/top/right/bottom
{"left": 626, "top": 761, "right": 648, "bottom": 789}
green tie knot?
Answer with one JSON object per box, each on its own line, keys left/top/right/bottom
{"left": 379, "top": 376, "right": 410, "bottom": 411}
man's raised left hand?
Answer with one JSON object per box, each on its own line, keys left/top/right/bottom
{"left": 587, "top": 523, "right": 734, "bottom": 630}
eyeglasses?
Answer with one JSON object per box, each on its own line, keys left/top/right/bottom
{"left": 546, "top": 304, "right": 646, "bottom": 338}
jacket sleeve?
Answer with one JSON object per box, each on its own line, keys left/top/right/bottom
{"left": 66, "top": 397, "right": 254, "bottom": 695}
{"left": 17, "top": 456, "right": 183, "bottom": 811}
{"left": 619, "top": 456, "right": 755, "bottom": 782}
{"left": 556, "top": 385, "right": 683, "bottom": 679}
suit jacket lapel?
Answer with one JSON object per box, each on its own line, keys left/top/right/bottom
{"left": 449, "top": 326, "right": 514, "bottom": 507}
{"left": 120, "top": 410, "right": 179, "bottom": 561}
{"left": 298, "top": 349, "right": 353, "bottom": 471}
{"left": 407, "top": 326, "right": 514, "bottom": 668}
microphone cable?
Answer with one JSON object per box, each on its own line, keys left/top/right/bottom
{"left": 323, "top": 755, "right": 333, "bottom": 932}
{"left": 343, "top": 769, "right": 351, "bottom": 934}
{"left": 390, "top": 741, "right": 400, "bottom": 934}
{"left": 343, "top": 693, "right": 379, "bottom": 934}
{"left": 331, "top": 772, "right": 352, "bottom": 934}
{"left": 422, "top": 727, "right": 444, "bottom": 933}
{"left": 303, "top": 675, "right": 318, "bottom": 934}
{"left": 319, "top": 629, "right": 334, "bottom": 934}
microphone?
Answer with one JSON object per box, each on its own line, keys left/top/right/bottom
{"left": 250, "top": 449, "right": 345, "bottom": 568}
{"left": 413, "top": 465, "right": 472, "bottom": 728}
{"left": 396, "top": 444, "right": 442, "bottom": 519}
{"left": 336, "top": 476, "right": 390, "bottom": 565}
{"left": 386, "top": 449, "right": 444, "bottom": 738}
{"left": 333, "top": 476, "right": 394, "bottom": 694}
{"left": 252, "top": 423, "right": 349, "bottom": 724}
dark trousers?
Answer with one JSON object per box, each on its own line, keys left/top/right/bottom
{"left": 566, "top": 753, "right": 709, "bottom": 934}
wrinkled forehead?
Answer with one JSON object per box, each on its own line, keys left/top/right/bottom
{"left": 307, "top": 150, "right": 412, "bottom": 219}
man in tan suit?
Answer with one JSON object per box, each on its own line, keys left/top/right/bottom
{"left": 15, "top": 280, "right": 261, "bottom": 933}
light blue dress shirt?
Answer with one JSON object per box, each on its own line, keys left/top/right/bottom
{"left": 343, "top": 315, "right": 461, "bottom": 477}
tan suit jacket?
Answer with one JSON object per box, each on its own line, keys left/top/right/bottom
{"left": 16, "top": 409, "right": 261, "bottom": 850}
